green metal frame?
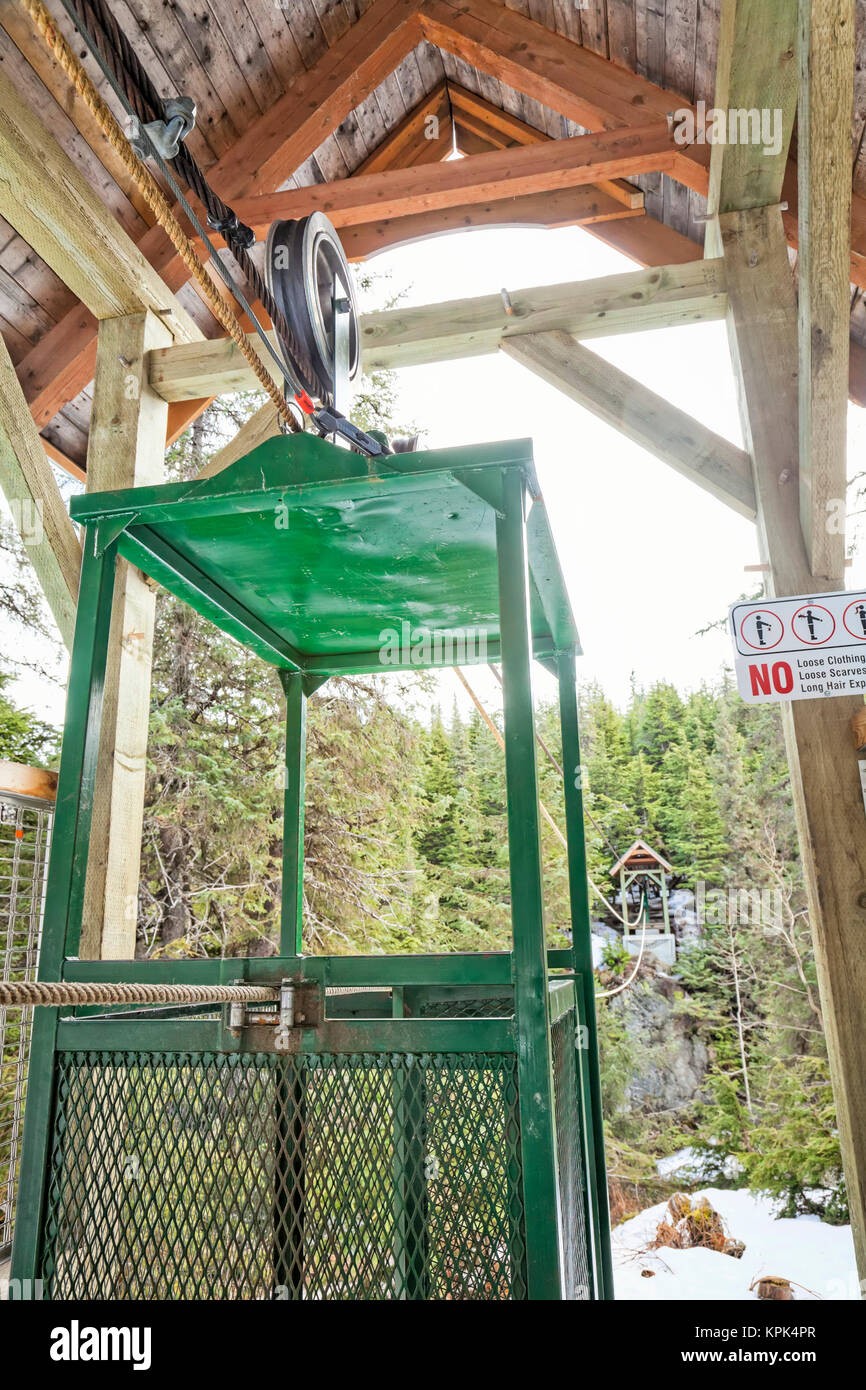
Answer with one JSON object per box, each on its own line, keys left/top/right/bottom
{"left": 12, "top": 434, "right": 611, "bottom": 1301}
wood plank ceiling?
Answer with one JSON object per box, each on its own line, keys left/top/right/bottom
{"left": 0, "top": 0, "right": 864, "bottom": 470}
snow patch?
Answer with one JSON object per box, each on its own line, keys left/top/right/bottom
{"left": 613, "top": 1188, "right": 859, "bottom": 1301}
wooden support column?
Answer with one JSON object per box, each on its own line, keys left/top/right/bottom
{"left": 721, "top": 205, "right": 866, "bottom": 1282}
{"left": 797, "top": 0, "right": 855, "bottom": 581}
{"left": 80, "top": 311, "right": 171, "bottom": 960}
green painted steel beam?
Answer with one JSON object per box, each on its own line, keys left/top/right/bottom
{"left": 11, "top": 532, "right": 118, "bottom": 1284}
{"left": 62, "top": 951, "right": 572, "bottom": 986}
{"left": 557, "top": 647, "right": 614, "bottom": 1299}
{"left": 279, "top": 672, "right": 306, "bottom": 955}
{"left": 527, "top": 500, "right": 581, "bottom": 654}
{"left": 299, "top": 633, "right": 559, "bottom": 677}
{"left": 497, "top": 468, "right": 563, "bottom": 1301}
{"left": 119, "top": 527, "right": 303, "bottom": 670}
{"left": 54, "top": 1016, "right": 517, "bottom": 1053}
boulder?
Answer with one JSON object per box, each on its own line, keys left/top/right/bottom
{"left": 608, "top": 962, "right": 709, "bottom": 1111}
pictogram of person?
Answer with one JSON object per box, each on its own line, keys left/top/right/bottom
{"left": 753, "top": 614, "right": 774, "bottom": 647}
{"left": 799, "top": 608, "right": 824, "bottom": 642}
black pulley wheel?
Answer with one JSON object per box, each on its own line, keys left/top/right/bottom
{"left": 264, "top": 213, "right": 360, "bottom": 405}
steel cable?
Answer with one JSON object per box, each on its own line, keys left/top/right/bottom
{"left": 57, "top": 0, "right": 328, "bottom": 402}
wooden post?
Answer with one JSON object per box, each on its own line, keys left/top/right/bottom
{"left": 721, "top": 205, "right": 866, "bottom": 1283}
{"left": 80, "top": 311, "right": 171, "bottom": 960}
{"left": 797, "top": 0, "right": 855, "bottom": 583}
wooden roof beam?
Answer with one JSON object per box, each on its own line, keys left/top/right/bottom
{"left": 147, "top": 259, "right": 728, "bottom": 398}
{"left": 340, "top": 185, "right": 642, "bottom": 261}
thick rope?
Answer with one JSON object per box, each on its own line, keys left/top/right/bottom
{"left": 0, "top": 981, "right": 279, "bottom": 1007}
{"left": 65, "top": 0, "right": 327, "bottom": 400}
{"left": 20, "top": 0, "right": 299, "bottom": 429}
{"left": 596, "top": 917, "right": 649, "bottom": 999}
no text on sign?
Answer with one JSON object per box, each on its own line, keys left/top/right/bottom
{"left": 730, "top": 590, "right": 866, "bottom": 703}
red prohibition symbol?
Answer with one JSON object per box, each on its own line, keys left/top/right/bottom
{"left": 790, "top": 603, "right": 835, "bottom": 645}
{"left": 739, "top": 609, "right": 784, "bottom": 651}
{"left": 842, "top": 600, "right": 866, "bottom": 642}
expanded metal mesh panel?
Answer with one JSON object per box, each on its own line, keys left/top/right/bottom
{"left": 1, "top": 792, "right": 51, "bottom": 1250}
{"left": 418, "top": 995, "right": 514, "bottom": 1019}
{"left": 551, "top": 1009, "right": 591, "bottom": 1300}
{"left": 40, "top": 1050, "right": 526, "bottom": 1301}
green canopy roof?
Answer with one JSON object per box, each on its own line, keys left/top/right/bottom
{"left": 70, "top": 433, "right": 579, "bottom": 675}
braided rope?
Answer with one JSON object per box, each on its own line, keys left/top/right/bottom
{"left": 20, "top": 0, "right": 299, "bottom": 428}
{"left": 0, "top": 981, "right": 279, "bottom": 1006}
{"left": 67, "top": 0, "right": 328, "bottom": 399}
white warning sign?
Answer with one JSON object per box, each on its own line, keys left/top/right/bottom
{"left": 730, "top": 590, "right": 866, "bottom": 703}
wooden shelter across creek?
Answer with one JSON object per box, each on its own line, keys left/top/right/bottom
{"left": 609, "top": 838, "right": 673, "bottom": 937}
{"left": 0, "top": 0, "right": 865, "bottom": 1291}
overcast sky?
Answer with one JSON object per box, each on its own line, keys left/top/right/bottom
{"left": 5, "top": 220, "right": 865, "bottom": 727}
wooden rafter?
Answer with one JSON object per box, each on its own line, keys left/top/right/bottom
{"left": 354, "top": 82, "right": 452, "bottom": 174}
{"left": 229, "top": 123, "right": 680, "bottom": 233}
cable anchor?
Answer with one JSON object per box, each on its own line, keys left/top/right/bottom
{"left": 128, "top": 96, "right": 196, "bottom": 161}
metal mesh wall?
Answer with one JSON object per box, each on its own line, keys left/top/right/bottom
{"left": 40, "top": 1050, "right": 526, "bottom": 1301}
{"left": 1, "top": 792, "right": 51, "bottom": 1251}
{"left": 551, "top": 1009, "right": 591, "bottom": 1300}
{"left": 417, "top": 995, "right": 514, "bottom": 1019}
